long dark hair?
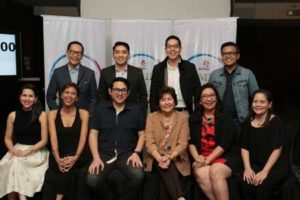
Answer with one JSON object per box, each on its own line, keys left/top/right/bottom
{"left": 19, "top": 84, "right": 43, "bottom": 123}
{"left": 197, "top": 83, "right": 223, "bottom": 117}
{"left": 250, "top": 89, "right": 273, "bottom": 126}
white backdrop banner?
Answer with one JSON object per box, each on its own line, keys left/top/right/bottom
{"left": 174, "top": 18, "right": 237, "bottom": 84}
{"left": 111, "top": 20, "right": 172, "bottom": 91}
{"left": 43, "top": 15, "right": 106, "bottom": 96}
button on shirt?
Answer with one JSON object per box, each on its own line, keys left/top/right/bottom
{"left": 90, "top": 102, "right": 146, "bottom": 161}
{"left": 68, "top": 65, "right": 79, "bottom": 83}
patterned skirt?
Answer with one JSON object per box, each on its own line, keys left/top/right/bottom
{"left": 0, "top": 143, "right": 49, "bottom": 197}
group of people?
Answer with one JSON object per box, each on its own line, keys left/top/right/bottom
{"left": 0, "top": 35, "right": 291, "bottom": 200}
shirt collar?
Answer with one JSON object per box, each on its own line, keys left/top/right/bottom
{"left": 115, "top": 65, "right": 128, "bottom": 72}
{"left": 68, "top": 64, "right": 80, "bottom": 71}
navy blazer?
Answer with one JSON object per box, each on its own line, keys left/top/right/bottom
{"left": 46, "top": 64, "right": 97, "bottom": 112}
{"left": 97, "top": 65, "right": 148, "bottom": 110}
{"left": 149, "top": 57, "right": 201, "bottom": 113}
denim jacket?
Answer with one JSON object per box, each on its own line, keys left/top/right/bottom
{"left": 209, "top": 65, "right": 259, "bottom": 123}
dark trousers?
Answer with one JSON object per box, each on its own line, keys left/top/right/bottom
{"left": 86, "top": 159, "right": 144, "bottom": 200}
{"left": 143, "top": 163, "right": 191, "bottom": 200}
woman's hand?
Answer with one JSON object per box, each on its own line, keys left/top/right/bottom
{"left": 192, "top": 155, "right": 206, "bottom": 169}
{"left": 253, "top": 170, "right": 268, "bottom": 186}
{"left": 63, "top": 155, "right": 79, "bottom": 171}
{"left": 157, "top": 155, "right": 171, "bottom": 169}
{"left": 55, "top": 156, "right": 66, "bottom": 172}
{"left": 243, "top": 167, "right": 255, "bottom": 185}
{"left": 127, "top": 152, "right": 143, "bottom": 168}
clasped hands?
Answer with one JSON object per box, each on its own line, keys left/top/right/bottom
{"left": 243, "top": 167, "right": 268, "bottom": 186}
{"left": 157, "top": 155, "right": 171, "bottom": 169}
{"left": 56, "top": 155, "right": 78, "bottom": 173}
{"left": 192, "top": 155, "right": 211, "bottom": 169}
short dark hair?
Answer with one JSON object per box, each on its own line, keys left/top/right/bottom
{"left": 198, "top": 83, "right": 222, "bottom": 115}
{"left": 157, "top": 86, "right": 178, "bottom": 110}
{"left": 61, "top": 82, "right": 80, "bottom": 97}
{"left": 110, "top": 77, "right": 130, "bottom": 90}
{"left": 165, "top": 35, "right": 181, "bottom": 48}
{"left": 67, "top": 41, "right": 84, "bottom": 54}
{"left": 113, "top": 41, "right": 130, "bottom": 53}
{"left": 221, "top": 41, "right": 240, "bottom": 53}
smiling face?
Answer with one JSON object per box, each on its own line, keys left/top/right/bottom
{"left": 159, "top": 93, "right": 176, "bottom": 114}
{"left": 113, "top": 45, "right": 130, "bottom": 67}
{"left": 67, "top": 43, "right": 83, "bottom": 67}
{"left": 252, "top": 92, "right": 272, "bottom": 116}
{"left": 109, "top": 81, "right": 129, "bottom": 106}
{"left": 61, "top": 86, "right": 78, "bottom": 107}
{"left": 165, "top": 38, "right": 181, "bottom": 62}
{"left": 200, "top": 88, "right": 217, "bottom": 113}
{"left": 221, "top": 45, "right": 240, "bottom": 68}
{"left": 20, "top": 88, "right": 37, "bottom": 111}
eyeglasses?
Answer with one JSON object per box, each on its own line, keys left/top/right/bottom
{"left": 166, "top": 44, "right": 180, "bottom": 49}
{"left": 201, "top": 94, "right": 216, "bottom": 100}
{"left": 68, "top": 50, "right": 83, "bottom": 57}
{"left": 111, "top": 88, "right": 128, "bottom": 94}
{"left": 221, "top": 52, "right": 238, "bottom": 57}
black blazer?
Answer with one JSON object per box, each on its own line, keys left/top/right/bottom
{"left": 97, "top": 65, "right": 148, "bottom": 110}
{"left": 189, "top": 111, "right": 239, "bottom": 158}
{"left": 149, "top": 57, "right": 201, "bottom": 113}
{"left": 46, "top": 64, "right": 97, "bottom": 112}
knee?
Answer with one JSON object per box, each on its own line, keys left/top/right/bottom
{"left": 128, "top": 168, "right": 144, "bottom": 186}
{"left": 209, "top": 166, "right": 227, "bottom": 181}
{"left": 86, "top": 173, "right": 105, "bottom": 189}
{"left": 194, "top": 169, "right": 209, "bottom": 184}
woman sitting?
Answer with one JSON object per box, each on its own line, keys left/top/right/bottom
{"left": 43, "top": 83, "right": 90, "bottom": 200}
{"left": 144, "top": 86, "right": 190, "bottom": 200}
{"left": 239, "top": 89, "right": 290, "bottom": 200}
{"left": 0, "top": 84, "right": 49, "bottom": 200}
{"left": 189, "top": 83, "right": 240, "bottom": 200}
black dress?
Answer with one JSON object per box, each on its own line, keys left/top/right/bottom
{"left": 239, "top": 116, "right": 291, "bottom": 200}
{"left": 44, "top": 108, "right": 89, "bottom": 196}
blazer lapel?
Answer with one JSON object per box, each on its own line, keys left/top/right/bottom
{"left": 77, "top": 64, "right": 84, "bottom": 84}
{"left": 63, "top": 65, "right": 72, "bottom": 82}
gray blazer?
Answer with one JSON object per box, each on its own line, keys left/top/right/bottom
{"left": 46, "top": 64, "right": 97, "bottom": 113}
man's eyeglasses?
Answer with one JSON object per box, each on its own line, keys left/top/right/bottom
{"left": 68, "top": 50, "right": 83, "bottom": 57}
{"left": 221, "top": 52, "right": 238, "bottom": 57}
{"left": 111, "top": 88, "right": 128, "bottom": 94}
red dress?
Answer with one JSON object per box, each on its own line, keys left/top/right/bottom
{"left": 200, "top": 116, "right": 226, "bottom": 164}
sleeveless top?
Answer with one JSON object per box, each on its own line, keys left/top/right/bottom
{"left": 14, "top": 109, "right": 41, "bottom": 145}
{"left": 56, "top": 108, "right": 81, "bottom": 157}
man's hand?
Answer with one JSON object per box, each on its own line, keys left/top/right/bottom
{"left": 88, "top": 158, "right": 104, "bottom": 175}
{"left": 127, "top": 152, "right": 143, "bottom": 168}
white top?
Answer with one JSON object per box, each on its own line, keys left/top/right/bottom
{"left": 167, "top": 62, "right": 186, "bottom": 108}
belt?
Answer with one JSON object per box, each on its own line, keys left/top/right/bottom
{"left": 175, "top": 107, "right": 188, "bottom": 112}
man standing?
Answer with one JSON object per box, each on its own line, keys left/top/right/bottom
{"left": 98, "top": 41, "right": 148, "bottom": 111}
{"left": 209, "top": 41, "right": 259, "bottom": 126}
{"left": 46, "top": 41, "right": 97, "bottom": 113}
{"left": 87, "top": 77, "right": 145, "bottom": 200}
{"left": 150, "top": 35, "right": 201, "bottom": 114}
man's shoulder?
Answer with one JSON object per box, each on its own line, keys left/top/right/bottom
{"left": 210, "top": 67, "right": 223, "bottom": 77}
{"left": 128, "top": 65, "right": 142, "bottom": 72}
{"left": 101, "top": 65, "right": 114, "bottom": 76}
{"left": 80, "top": 64, "right": 94, "bottom": 73}
{"left": 180, "top": 59, "right": 196, "bottom": 67}
{"left": 53, "top": 64, "right": 68, "bottom": 73}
